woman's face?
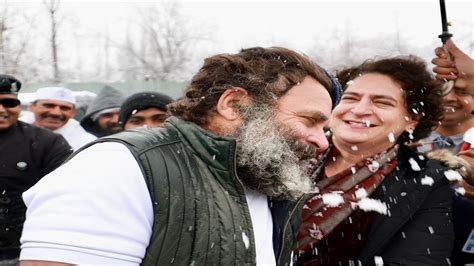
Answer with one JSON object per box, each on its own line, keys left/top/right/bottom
{"left": 329, "top": 73, "right": 418, "bottom": 152}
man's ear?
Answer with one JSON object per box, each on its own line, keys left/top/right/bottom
{"left": 216, "top": 87, "right": 250, "bottom": 121}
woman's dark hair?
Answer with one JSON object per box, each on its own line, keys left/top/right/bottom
{"left": 168, "top": 47, "right": 332, "bottom": 126}
{"left": 336, "top": 56, "right": 444, "bottom": 143}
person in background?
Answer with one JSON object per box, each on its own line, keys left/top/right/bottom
{"left": 417, "top": 44, "right": 473, "bottom": 154}
{"left": 118, "top": 91, "right": 173, "bottom": 130}
{"left": 428, "top": 39, "right": 474, "bottom": 265}
{"left": 296, "top": 56, "right": 453, "bottom": 265}
{"left": 80, "top": 85, "right": 124, "bottom": 137}
{"left": 0, "top": 75, "right": 72, "bottom": 265}
{"left": 28, "top": 87, "right": 96, "bottom": 151}
{"left": 432, "top": 39, "right": 474, "bottom": 96}
{"left": 19, "top": 47, "right": 342, "bottom": 265}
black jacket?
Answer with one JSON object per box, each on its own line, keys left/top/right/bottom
{"left": 0, "top": 121, "right": 72, "bottom": 258}
{"left": 451, "top": 193, "right": 474, "bottom": 265}
{"left": 358, "top": 145, "right": 454, "bottom": 265}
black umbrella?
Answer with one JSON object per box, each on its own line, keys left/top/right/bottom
{"left": 438, "top": 0, "right": 454, "bottom": 94}
{"left": 438, "top": 0, "right": 453, "bottom": 44}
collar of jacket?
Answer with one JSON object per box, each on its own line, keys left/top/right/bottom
{"left": 166, "top": 116, "right": 237, "bottom": 172}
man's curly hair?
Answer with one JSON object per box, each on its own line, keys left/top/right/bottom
{"left": 168, "top": 47, "right": 332, "bottom": 126}
{"left": 336, "top": 56, "right": 444, "bottom": 143}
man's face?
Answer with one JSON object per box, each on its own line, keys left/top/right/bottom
{"left": 0, "top": 94, "right": 21, "bottom": 131}
{"left": 124, "top": 107, "right": 169, "bottom": 130}
{"left": 440, "top": 86, "right": 473, "bottom": 128}
{"left": 30, "top": 99, "right": 76, "bottom": 130}
{"left": 235, "top": 76, "right": 332, "bottom": 200}
{"left": 97, "top": 110, "right": 121, "bottom": 135}
{"left": 273, "top": 76, "right": 332, "bottom": 154}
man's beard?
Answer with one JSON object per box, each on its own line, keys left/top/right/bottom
{"left": 99, "top": 123, "right": 121, "bottom": 136}
{"left": 234, "top": 105, "right": 318, "bottom": 201}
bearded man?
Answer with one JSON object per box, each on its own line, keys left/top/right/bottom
{"left": 19, "top": 47, "right": 341, "bottom": 265}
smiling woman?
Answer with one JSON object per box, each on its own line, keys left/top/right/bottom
{"left": 296, "top": 56, "right": 453, "bottom": 265}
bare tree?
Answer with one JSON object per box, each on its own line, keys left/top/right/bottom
{"left": 0, "top": 1, "right": 8, "bottom": 70}
{"left": 118, "top": 1, "right": 209, "bottom": 81}
{"left": 0, "top": 1, "right": 45, "bottom": 81}
{"left": 43, "top": 0, "right": 60, "bottom": 82}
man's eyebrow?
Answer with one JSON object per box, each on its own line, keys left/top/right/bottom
{"left": 297, "top": 110, "right": 329, "bottom": 121}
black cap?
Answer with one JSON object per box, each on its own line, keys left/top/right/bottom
{"left": 119, "top": 91, "right": 173, "bottom": 128}
{"left": 0, "top": 74, "right": 21, "bottom": 94}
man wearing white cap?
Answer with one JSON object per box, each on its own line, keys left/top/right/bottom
{"left": 29, "top": 87, "right": 96, "bottom": 151}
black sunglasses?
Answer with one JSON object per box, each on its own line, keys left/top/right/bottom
{"left": 0, "top": 98, "right": 20, "bottom": 108}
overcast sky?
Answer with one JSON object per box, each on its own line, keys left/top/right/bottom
{"left": 13, "top": 0, "right": 472, "bottom": 50}
{"left": 6, "top": 0, "right": 474, "bottom": 81}
{"left": 46, "top": 0, "right": 472, "bottom": 50}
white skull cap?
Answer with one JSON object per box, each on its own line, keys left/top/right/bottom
{"left": 35, "top": 87, "right": 76, "bottom": 105}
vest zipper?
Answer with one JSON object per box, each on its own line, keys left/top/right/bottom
{"left": 277, "top": 195, "right": 305, "bottom": 265}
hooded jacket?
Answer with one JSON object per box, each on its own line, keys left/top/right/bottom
{"left": 80, "top": 85, "right": 124, "bottom": 137}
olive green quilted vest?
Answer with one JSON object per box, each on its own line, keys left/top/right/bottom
{"left": 99, "top": 117, "right": 302, "bottom": 265}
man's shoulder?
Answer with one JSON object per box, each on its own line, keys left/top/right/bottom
{"left": 101, "top": 126, "right": 181, "bottom": 152}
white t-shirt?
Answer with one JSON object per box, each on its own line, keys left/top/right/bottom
{"left": 20, "top": 142, "right": 275, "bottom": 265}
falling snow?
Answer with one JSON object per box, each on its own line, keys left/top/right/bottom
{"left": 421, "top": 176, "right": 434, "bottom": 186}
{"left": 455, "top": 186, "right": 466, "bottom": 195}
{"left": 355, "top": 188, "right": 368, "bottom": 199}
{"left": 388, "top": 132, "right": 395, "bottom": 143}
{"left": 408, "top": 158, "right": 421, "bottom": 171}
{"left": 357, "top": 198, "right": 388, "bottom": 215}
{"left": 367, "top": 161, "right": 380, "bottom": 173}
{"left": 428, "top": 226, "right": 434, "bottom": 234}
{"left": 322, "top": 192, "right": 344, "bottom": 207}
{"left": 444, "top": 170, "right": 462, "bottom": 181}
{"left": 242, "top": 232, "right": 250, "bottom": 249}
{"left": 374, "top": 256, "right": 384, "bottom": 266}
{"left": 351, "top": 167, "right": 357, "bottom": 174}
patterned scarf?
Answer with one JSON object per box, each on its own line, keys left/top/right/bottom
{"left": 295, "top": 145, "right": 399, "bottom": 255}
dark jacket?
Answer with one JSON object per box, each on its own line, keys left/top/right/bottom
{"left": 358, "top": 145, "right": 454, "bottom": 265}
{"left": 88, "top": 117, "right": 304, "bottom": 265}
{"left": 0, "top": 121, "right": 72, "bottom": 258}
{"left": 451, "top": 193, "right": 474, "bottom": 265}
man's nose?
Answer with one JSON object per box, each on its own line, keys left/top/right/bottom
{"left": 111, "top": 113, "right": 119, "bottom": 122}
{"left": 50, "top": 106, "right": 62, "bottom": 115}
{"left": 305, "top": 128, "right": 329, "bottom": 152}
